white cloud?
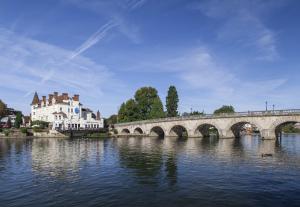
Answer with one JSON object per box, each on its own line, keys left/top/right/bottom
{"left": 62, "top": 0, "right": 145, "bottom": 44}
{"left": 193, "top": 0, "right": 281, "bottom": 61}
{"left": 0, "top": 28, "right": 126, "bottom": 116}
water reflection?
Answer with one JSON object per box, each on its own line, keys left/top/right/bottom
{"left": 0, "top": 135, "right": 300, "bottom": 207}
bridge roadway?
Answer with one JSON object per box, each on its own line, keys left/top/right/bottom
{"left": 114, "top": 109, "right": 300, "bottom": 139}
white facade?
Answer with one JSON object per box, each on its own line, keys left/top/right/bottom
{"left": 31, "top": 92, "right": 103, "bottom": 130}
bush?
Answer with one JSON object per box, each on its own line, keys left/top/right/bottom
{"left": 4, "top": 130, "right": 10, "bottom": 136}
{"left": 0, "top": 128, "right": 2, "bottom": 133}
{"left": 31, "top": 120, "right": 49, "bottom": 129}
{"left": 33, "top": 127, "right": 44, "bottom": 132}
{"left": 20, "top": 128, "right": 28, "bottom": 134}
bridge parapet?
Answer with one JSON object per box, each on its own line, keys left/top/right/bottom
{"left": 114, "top": 109, "right": 300, "bottom": 140}
{"left": 115, "top": 109, "right": 300, "bottom": 127}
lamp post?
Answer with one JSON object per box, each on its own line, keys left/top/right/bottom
{"left": 265, "top": 101, "right": 268, "bottom": 112}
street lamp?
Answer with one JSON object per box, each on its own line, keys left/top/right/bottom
{"left": 265, "top": 101, "right": 268, "bottom": 111}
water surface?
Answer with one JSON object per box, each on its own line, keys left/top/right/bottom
{"left": 0, "top": 135, "right": 300, "bottom": 207}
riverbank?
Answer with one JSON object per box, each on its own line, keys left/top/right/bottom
{"left": 0, "top": 128, "right": 67, "bottom": 138}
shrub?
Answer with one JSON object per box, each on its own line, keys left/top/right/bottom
{"left": 20, "top": 128, "right": 28, "bottom": 134}
{"left": 33, "top": 127, "right": 44, "bottom": 132}
{"left": 31, "top": 120, "right": 49, "bottom": 129}
{"left": 4, "top": 130, "right": 9, "bottom": 136}
{"left": 0, "top": 128, "right": 3, "bottom": 133}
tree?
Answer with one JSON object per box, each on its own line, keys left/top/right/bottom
{"left": 214, "top": 105, "right": 235, "bottom": 115}
{"left": 166, "top": 86, "right": 179, "bottom": 117}
{"left": 0, "top": 99, "right": 7, "bottom": 117}
{"left": 124, "top": 99, "right": 140, "bottom": 122}
{"left": 105, "top": 114, "right": 118, "bottom": 127}
{"left": 134, "top": 87, "right": 164, "bottom": 120}
{"left": 14, "top": 111, "right": 23, "bottom": 128}
{"left": 118, "top": 86, "right": 166, "bottom": 122}
{"left": 149, "top": 97, "right": 165, "bottom": 119}
{"left": 118, "top": 103, "right": 127, "bottom": 123}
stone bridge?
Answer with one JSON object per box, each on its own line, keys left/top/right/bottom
{"left": 114, "top": 110, "right": 300, "bottom": 140}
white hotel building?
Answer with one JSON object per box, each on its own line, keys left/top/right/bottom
{"left": 31, "top": 92, "right": 104, "bottom": 130}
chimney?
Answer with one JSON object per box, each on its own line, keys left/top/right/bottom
{"left": 73, "top": 94, "right": 79, "bottom": 101}
{"left": 42, "top": 96, "right": 46, "bottom": 106}
{"left": 62, "top": 93, "right": 69, "bottom": 100}
{"left": 49, "top": 94, "right": 53, "bottom": 105}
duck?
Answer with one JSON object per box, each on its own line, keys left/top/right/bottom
{"left": 261, "top": 153, "right": 273, "bottom": 157}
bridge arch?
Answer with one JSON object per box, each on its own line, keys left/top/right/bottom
{"left": 133, "top": 127, "right": 143, "bottom": 134}
{"left": 230, "top": 121, "right": 261, "bottom": 138}
{"left": 272, "top": 119, "right": 300, "bottom": 138}
{"left": 149, "top": 126, "right": 165, "bottom": 138}
{"left": 169, "top": 125, "right": 188, "bottom": 138}
{"left": 194, "top": 123, "right": 220, "bottom": 138}
{"left": 121, "top": 128, "right": 130, "bottom": 134}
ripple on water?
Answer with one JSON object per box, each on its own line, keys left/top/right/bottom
{"left": 0, "top": 135, "right": 300, "bottom": 207}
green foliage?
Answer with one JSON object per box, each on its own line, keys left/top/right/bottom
{"left": 149, "top": 97, "right": 165, "bottom": 119}
{"left": 134, "top": 87, "right": 161, "bottom": 119}
{"left": 105, "top": 114, "right": 118, "bottom": 127}
{"left": 20, "top": 128, "right": 28, "bottom": 134}
{"left": 14, "top": 111, "right": 23, "bottom": 128}
{"left": 33, "top": 127, "right": 44, "bottom": 132}
{"left": 0, "top": 99, "right": 7, "bottom": 117}
{"left": 118, "top": 86, "right": 165, "bottom": 122}
{"left": 166, "top": 86, "right": 179, "bottom": 117}
{"left": 282, "top": 123, "right": 300, "bottom": 133}
{"left": 182, "top": 111, "right": 204, "bottom": 117}
{"left": 4, "top": 129, "right": 10, "bottom": 136}
{"left": 124, "top": 99, "right": 141, "bottom": 121}
{"left": 31, "top": 120, "right": 49, "bottom": 129}
{"left": 0, "top": 128, "right": 2, "bottom": 133}
{"left": 214, "top": 105, "right": 235, "bottom": 115}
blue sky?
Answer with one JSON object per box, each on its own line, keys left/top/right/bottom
{"left": 0, "top": 0, "right": 300, "bottom": 117}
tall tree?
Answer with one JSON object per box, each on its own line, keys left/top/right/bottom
{"left": 214, "top": 105, "right": 235, "bottom": 115}
{"left": 134, "top": 87, "right": 164, "bottom": 120}
{"left": 124, "top": 99, "right": 140, "bottom": 122}
{"left": 14, "top": 111, "right": 23, "bottom": 128}
{"left": 118, "top": 102, "right": 127, "bottom": 123}
{"left": 149, "top": 97, "right": 165, "bottom": 119}
{"left": 0, "top": 99, "right": 7, "bottom": 117}
{"left": 166, "top": 86, "right": 179, "bottom": 117}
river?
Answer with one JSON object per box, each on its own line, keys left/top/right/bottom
{"left": 0, "top": 135, "right": 300, "bottom": 207}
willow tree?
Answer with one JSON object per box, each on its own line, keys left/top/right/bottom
{"left": 166, "top": 86, "right": 179, "bottom": 117}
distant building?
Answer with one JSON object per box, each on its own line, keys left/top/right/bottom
{"left": 31, "top": 92, "right": 104, "bottom": 130}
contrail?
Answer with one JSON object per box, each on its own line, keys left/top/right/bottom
{"left": 127, "top": 0, "right": 147, "bottom": 10}
{"left": 69, "top": 20, "right": 118, "bottom": 60}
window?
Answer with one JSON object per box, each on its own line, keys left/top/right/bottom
{"left": 60, "top": 107, "right": 62, "bottom": 112}
{"left": 59, "top": 115, "right": 61, "bottom": 120}
{"left": 68, "top": 108, "right": 70, "bottom": 113}
{"left": 71, "top": 108, "right": 73, "bottom": 113}
{"left": 55, "top": 115, "right": 57, "bottom": 120}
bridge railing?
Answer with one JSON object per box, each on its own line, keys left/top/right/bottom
{"left": 114, "top": 109, "right": 300, "bottom": 126}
